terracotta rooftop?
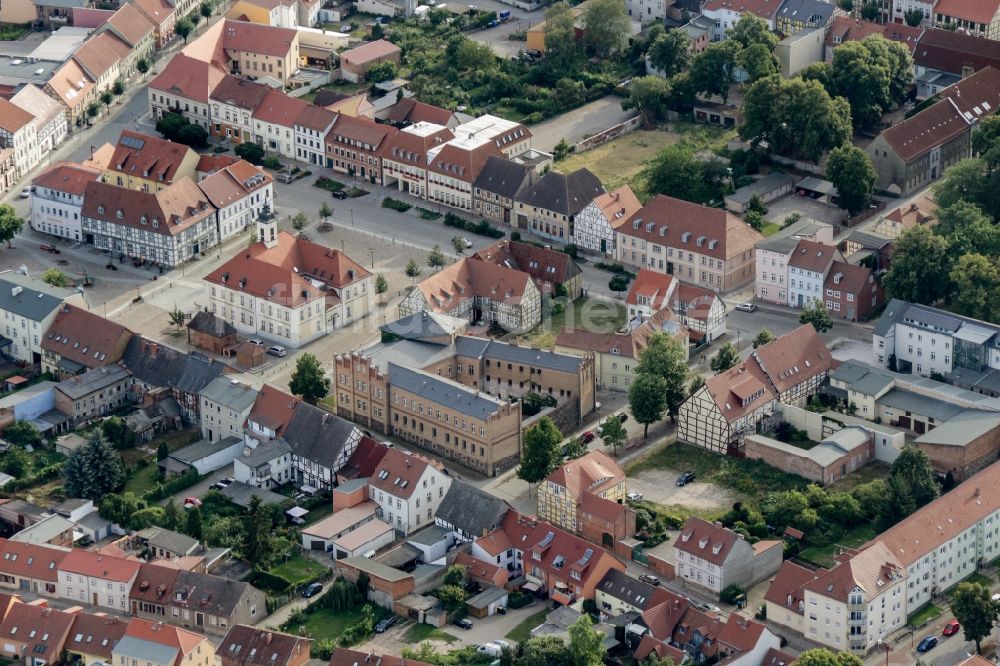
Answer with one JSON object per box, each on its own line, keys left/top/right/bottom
{"left": 131, "top": 0, "right": 175, "bottom": 27}
{"left": 763, "top": 560, "right": 824, "bottom": 614}
{"left": 329, "top": 648, "right": 431, "bottom": 666}
{"left": 32, "top": 162, "right": 102, "bottom": 195}
{"left": 196, "top": 160, "right": 272, "bottom": 209}
{"left": 471, "top": 239, "right": 580, "bottom": 290}
{"left": 149, "top": 54, "right": 226, "bottom": 104}
{"left": 386, "top": 98, "right": 454, "bottom": 126}
{"left": 0, "top": 539, "right": 68, "bottom": 582}
{"left": 105, "top": 3, "right": 156, "bottom": 46}
{"left": 82, "top": 179, "right": 216, "bottom": 237}
{"left": 210, "top": 75, "right": 270, "bottom": 111}
{"left": 804, "top": 542, "right": 905, "bottom": 603}
{"left": 245, "top": 384, "right": 299, "bottom": 436}
{"left": 545, "top": 450, "right": 625, "bottom": 501}
{"left": 252, "top": 90, "right": 308, "bottom": 128}
{"left": 73, "top": 31, "right": 131, "bottom": 82}
{"left": 934, "top": 0, "right": 1000, "bottom": 25}
{"left": 412, "top": 257, "right": 532, "bottom": 314}
{"left": 221, "top": 20, "right": 297, "bottom": 57}
{"left": 65, "top": 612, "right": 129, "bottom": 659}
{"left": 340, "top": 39, "right": 401, "bottom": 65}
{"left": 555, "top": 329, "right": 634, "bottom": 357}
{"left": 42, "top": 304, "right": 132, "bottom": 370}
{"left": 752, "top": 323, "right": 835, "bottom": 394}
{"left": 47, "top": 59, "right": 94, "bottom": 110}
{"left": 219, "top": 626, "right": 311, "bottom": 666}
{"left": 914, "top": 29, "right": 1000, "bottom": 74}
{"left": 625, "top": 269, "right": 676, "bottom": 310}
{"left": 368, "top": 448, "right": 444, "bottom": 500}
{"left": 58, "top": 549, "right": 141, "bottom": 583}
{"left": 108, "top": 130, "right": 198, "bottom": 185}
{"left": 594, "top": 185, "right": 642, "bottom": 229}
{"left": 704, "top": 357, "right": 777, "bottom": 423}
{"left": 0, "top": 98, "right": 34, "bottom": 133}
{"left": 326, "top": 113, "right": 397, "bottom": 149}
{"left": 674, "top": 517, "right": 741, "bottom": 566}
{"left": 786, "top": 239, "right": 839, "bottom": 273}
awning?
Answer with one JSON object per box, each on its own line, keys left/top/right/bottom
{"left": 286, "top": 506, "right": 309, "bottom": 518}
{"left": 521, "top": 581, "right": 541, "bottom": 593}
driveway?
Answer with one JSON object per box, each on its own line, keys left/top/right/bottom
{"left": 764, "top": 192, "right": 847, "bottom": 229}
{"left": 529, "top": 96, "right": 636, "bottom": 152}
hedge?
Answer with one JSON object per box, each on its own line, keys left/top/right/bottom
{"left": 144, "top": 468, "right": 201, "bottom": 502}
{"left": 382, "top": 197, "right": 411, "bottom": 212}
{"left": 443, "top": 213, "right": 504, "bottom": 239}
{"left": 248, "top": 570, "right": 293, "bottom": 595}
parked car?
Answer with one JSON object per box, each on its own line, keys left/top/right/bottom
{"left": 476, "top": 644, "right": 502, "bottom": 658}
{"left": 19, "top": 188, "right": 30, "bottom": 199}
{"left": 676, "top": 471, "right": 696, "bottom": 486}
{"left": 183, "top": 497, "right": 202, "bottom": 508}
{"left": 459, "top": 237, "right": 473, "bottom": 248}
{"left": 618, "top": 413, "right": 629, "bottom": 423}
{"left": 494, "top": 639, "right": 512, "bottom": 651}
{"left": 455, "top": 618, "right": 474, "bottom": 630}
{"left": 698, "top": 602, "right": 721, "bottom": 614}
{"left": 301, "top": 582, "right": 323, "bottom": 598}
{"left": 735, "top": 302, "right": 757, "bottom": 313}
{"left": 639, "top": 574, "right": 660, "bottom": 586}
{"left": 249, "top": 338, "right": 264, "bottom": 347}
{"left": 580, "top": 431, "right": 596, "bottom": 444}
{"left": 626, "top": 491, "right": 643, "bottom": 502}
{"left": 916, "top": 636, "right": 938, "bottom": 653}
{"left": 942, "top": 619, "right": 960, "bottom": 636}
{"left": 268, "top": 345, "right": 287, "bottom": 357}
{"left": 332, "top": 189, "right": 347, "bottom": 199}
{"left": 375, "top": 616, "right": 396, "bottom": 633}
{"left": 279, "top": 173, "right": 294, "bottom": 184}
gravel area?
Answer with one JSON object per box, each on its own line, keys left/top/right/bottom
{"left": 628, "top": 470, "right": 740, "bottom": 512}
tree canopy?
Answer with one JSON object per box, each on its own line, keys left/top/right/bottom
{"left": 518, "top": 417, "right": 562, "bottom": 486}
{"left": 63, "top": 432, "right": 126, "bottom": 500}
{"left": 289, "top": 353, "right": 330, "bottom": 404}
{"left": 826, "top": 145, "right": 876, "bottom": 215}
{"left": 952, "top": 582, "right": 998, "bottom": 654}
{"left": 642, "top": 144, "right": 730, "bottom": 205}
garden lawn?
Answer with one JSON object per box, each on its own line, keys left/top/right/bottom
{"left": 505, "top": 609, "right": 549, "bottom": 643}
{"left": 125, "top": 462, "right": 160, "bottom": 495}
{"left": 557, "top": 131, "right": 679, "bottom": 192}
{"left": 403, "top": 623, "right": 458, "bottom": 644}
{"left": 285, "top": 607, "right": 356, "bottom": 638}
{"left": 520, "top": 297, "right": 625, "bottom": 349}
{"left": 798, "top": 525, "right": 878, "bottom": 568}
{"left": 760, "top": 222, "right": 781, "bottom": 237}
{"left": 907, "top": 602, "right": 942, "bottom": 627}
{"left": 270, "top": 555, "right": 329, "bottom": 585}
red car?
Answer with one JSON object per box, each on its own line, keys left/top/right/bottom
{"left": 580, "top": 431, "right": 596, "bottom": 444}
{"left": 943, "top": 619, "right": 961, "bottom": 636}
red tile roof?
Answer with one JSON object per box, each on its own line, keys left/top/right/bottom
{"left": 594, "top": 185, "right": 643, "bottom": 229}
{"left": 762, "top": 647, "right": 798, "bottom": 665}
{"left": 385, "top": 98, "right": 454, "bottom": 126}
{"left": 752, "top": 323, "right": 835, "bottom": 394}
{"left": 803, "top": 542, "right": 905, "bottom": 603}
{"left": 219, "top": 626, "right": 311, "bottom": 666}
{"left": 471, "top": 240, "right": 580, "bottom": 289}
{"left": 786, "top": 240, "right": 839, "bottom": 273}
{"left": 58, "top": 549, "right": 141, "bottom": 583}
{"left": 82, "top": 180, "right": 216, "bottom": 238}
{"left": 73, "top": 31, "right": 132, "bottom": 82}
{"left": 32, "top": 162, "right": 102, "bottom": 195}
{"left": 545, "top": 450, "right": 625, "bottom": 501}
{"left": 326, "top": 114, "right": 397, "bottom": 149}
{"left": 204, "top": 231, "right": 371, "bottom": 307}
{"left": 338, "top": 436, "right": 389, "bottom": 481}
{"left": 368, "top": 448, "right": 444, "bottom": 500}
{"left": 197, "top": 160, "right": 272, "bottom": 209}
{"left": 108, "top": 130, "right": 198, "bottom": 185}
{"left": 221, "top": 20, "right": 297, "bottom": 57}
{"left": 42, "top": 304, "right": 132, "bottom": 370}
{"left": 555, "top": 330, "right": 634, "bottom": 357}
{"left": 427, "top": 140, "right": 503, "bottom": 183}
{"left": 329, "top": 648, "right": 431, "bottom": 666}
{"left": 704, "top": 358, "right": 776, "bottom": 423}
{"left": 763, "top": 560, "right": 823, "bottom": 613}
{"left": 703, "top": 0, "right": 783, "bottom": 19}
{"left": 210, "top": 75, "right": 270, "bottom": 111}
{"left": 129, "top": 562, "right": 180, "bottom": 607}
{"left": 934, "top": 0, "right": 1000, "bottom": 25}
{"left": 131, "top": 0, "right": 175, "bottom": 28}
{"left": 413, "top": 257, "right": 532, "bottom": 314}
{"left": 625, "top": 269, "right": 676, "bottom": 309}
{"left": 674, "top": 517, "right": 741, "bottom": 566}
{"left": 914, "top": 29, "right": 1000, "bottom": 74}
{"left": 824, "top": 261, "right": 873, "bottom": 297}
{"left": 65, "top": 613, "right": 129, "bottom": 659}
{"left": 105, "top": 3, "right": 155, "bottom": 46}
{"left": 252, "top": 90, "right": 308, "bottom": 128}
{"left": 124, "top": 618, "right": 205, "bottom": 660}
{"left": 826, "top": 16, "right": 923, "bottom": 53}
{"left": 453, "top": 551, "right": 506, "bottom": 584}
{"left": 717, "top": 613, "right": 767, "bottom": 653}
{"left": 196, "top": 154, "right": 241, "bottom": 175}
{"left": 0, "top": 99, "right": 34, "bottom": 133}
{"left": 0, "top": 539, "right": 68, "bottom": 582}
{"left": 295, "top": 105, "right": 336, "bottom": 132}
{"left": 149, "top": 54, "right": 226, "bottom": 104}
{"left": 0, "top": 603, "right": 76, "bottom": 660}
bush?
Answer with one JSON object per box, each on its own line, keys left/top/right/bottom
{"left": 144, "top": 468, "right": 200, "bottom": 502}
{"left": 263, "top": 156, "right": 282, "bottom": 170}
{"left": 507, "top": 590, "right": 534, "bottom": 609}
{"left": 382, "top": 197, "right": 412, "bottom": 212}
{"left": 248, "top": 570, "right": 293, "bottom": 594}
{"left": 315, "top": 176, "right": 345, "bottom": 192}
{"left": 720, "top": 584, "right": 745, "bottom": 604}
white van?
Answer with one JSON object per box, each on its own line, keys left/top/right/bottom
{"left": 476, "top": 643, "right": 502, "bottom": 658}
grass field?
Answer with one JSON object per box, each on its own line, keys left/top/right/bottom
{"left": 124, "top": 463, "right": 160, "bottom": 495}
{"left": 505, "top": 609, "right": 549, "bottom": 643}
{"left": 519, "top": 296, "right": 625, "bottom": 349}
{"left": 270, "top": 555, "right": 329, "bottom": 585}
{"left": 760, "top": 222, "right": 781, "bottom": 236}
{"left": 829, "top": 462, "right": 891, "bottom": 493}
{"left": 404, "top": 623, "right": 458, "bottom": 644}
{"left": 798, "top": 525, "right": 878, "bottom": 568}
{"left": 557, "top": 131, "right": 679, "bottom": 192}
{"left": 907, "top": 602, "right": 943, "bottom": 627}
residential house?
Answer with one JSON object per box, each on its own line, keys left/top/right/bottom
{"left": 0, "top": 602, "right": 76, "bottom": 666}
{"left": 132, "top": 0, "right": 177, "bottom": 47}
{"left": 616, "top": 194, "right": 763, "bottom": 293}
{"left": 381, "top": 122, "right": 455, "bottom": 199}
{"left": 0, "top": 99, "right": 40, "bottom": 180}
{"left": 225, "top": 0, "right": 298, "bottom": 27}
{"left": 774, "top": 0, "right": 839, "bottom": 36}
{"left": 209, "top": 76, "right": 270, "bottom": 145}
{"left": 626, "top": 0, "right": 668, "bottom": 24}
{"left": 724, "top": 172, "right": 796, "bottom": 214}
{"left": 0, "top": 540, "right": 66, "bottom": 597}
{"left": 243, "top": 384, "right": 299, "bottom": 447}
{"left": 81, "top": 179, "right": 219, "bottom": 268}
{"left": 452, "top": 115, "right": 532, "bottom": 159}
{"left": 823, "top": 261, "right": 883, "bottom": 321}
{"left": 435, "top": 479, "right": 510, "bottom": 543}
{"left": 338, "top": 39, "right": 401, "bottom": 83}
{"left": 300, "top": 502, "right": 377, "bottom": 551}
{"left": 44, "top": 58, "right": 97, "bottom": 128}
{"left": 625, "top": 270, "right": 677, "bottom": 323}
{"left": 595, "top": 569, "right": 670, "bottom": 620}
{"left": 573, "top": 185, "right": 642, "bottom": 256}
{"left": 872, "top": 195, "right": 937, "bottom": 239}
{"left": 381, "top": 98, "right": 459, "bottom": 128}
{"left": 866, "top": 66, "right": 1000, "bottom": 196}
{"left": 825, "top": 16, "right": 922, "bottom": 62}
{"left": 199, "top": 377, "right": 257, "bottom": 443}
{"left": 130, "top": 568, "right": 265, "bottom": 635}
{"left": 57, "top": 550, "right": 141, "bottom": 611}
{"left": 555, "top": 330, "right": 638, "bottom": 392}
{"left": 678, "top": 324, "right": 836, "bottom": 454}
{"left": 786, "top": 240, "right": 844, "bottom": 309}
{"left": 64, "top": 612, "right": 129, "bottom": 666}
{"left": 148, "top": 54, "right": 225, "bottom": 130}
{"left": 10, "top": 85, "right": 67, "bottom": 161}
{"left": 329, "top": 650, "right": 431, "bottom": 666}
{"left": 294, "top": 106, "right": 336, "bottom": 167}
{"left": 673, "top": 517, "right": 782, "bottom": 594}
{"left": 890, "top": 0, "right": 935, "bottom": 26}
{"left": 514, "top": 168, "right": 604, "bottom": 242}
{"left": 249, "top": 90, "right": 305, "bottom": 159}
{"left": 204, "top": 230, "right": 373, "bottom": 347}
{"left": 754, "top": 216, "right": 835, "bottom": 306}
{"left": 323, "top": 113, "right": 398, "bottom": 185}
{"left": 101, "top": 3, "right": 156, "bottom": 79}
{"left": 105, "top": 130, "right": 200, "bottom": 192}
{"left": 42, "top": 304, "right": 133, "bottom": 378}
{"left": 120, "top": 337, "right": 226, "bottom": 424}
{"left": 912, "top": 29, "right": 1000, "bottom": 98}
{"left": 470, "top": 511, "right": 626, "bottom": 606}
{"left": 30, "top": 163, "right": 103, "bottom": 242}
{"left": 367, "top": 443, "right": 452, "bottom": 536}
{"left": 537, "top": 451, "right": 634, "bottom": 553}
{"left": 233, "top": 439, "right": 293, "bottom": 488}
{"left": 0, "top": 274, "right": 78, "bottom": 365}
{"left": 113, "top": 617, "right": 215, "bottom": 665}
{"left": 196, "top": 160, "right": 273, "bottom": 241}
{"left": 54, "top": 365, "right": 132, "bottom": 425}
{"left": 472, "top": 239, "right": 583, "bottom": 298}
{"left": 70, "top": 31, "right": 132, "bottom": 100}
{"left": 934, "top": 0, "right": 1000, "bottom": 39}
{"left": 397, "top": 257, "right": 542, "bottom": 333}
{"left": 673, "top": 283, "right": 728, "bottom": 343}
{"left": 763, "top": 560, "right": 823, "bottom": 636}
{"left": 283, "top": 402, "right": 364, "bottom": 490}
{"left": 472, "top": 155, "right": 534, "bottom": 225}
{"left": 218, "top": 626, "right": 311, "bottom": 666}
{"left": 182, "top": 21, "right": 300, "bottom": 86}
{"left": 336, "top": 436, "right": 390, "bottom": 484}
{"left": 702, "top": 0, "right": 784, "bottom": 40}
{"left": 425, "top": 137, "right": 504, "bottom": 212}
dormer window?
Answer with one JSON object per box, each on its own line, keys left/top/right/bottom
{"left": 97, "top": 206, "right": 105, "bottom": 214}
{"left": 140, "top": 216, "right": 147, "bottom": 225}
{"left": 116, "top": 210, "right": 123, "bottom": 219}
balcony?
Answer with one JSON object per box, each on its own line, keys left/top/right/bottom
{"left": 551, "top": 588, "right": 576, "bottom": 605}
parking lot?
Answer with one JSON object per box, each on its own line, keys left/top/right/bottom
{"left": 627, "top": 469, "right": 742, "bottom": 514}
{"left": 764, "top": 191, "right": 848, "bottom": 229}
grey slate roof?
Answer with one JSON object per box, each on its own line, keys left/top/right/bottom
{"left": 435, "top": 478, "right": 509, "bottom": 538}
{"left": 282, "top": 403, "right": 359, "bottom": 469}
{"left": 455, "top": 336, "right": 583, "bottom": 373}
{"left": 238, "top": 438, "right": 291, "bottom": 468}
{"left": 200, "top": 376, "right": 258, "bottom": 412}
{"left": 0, "top": 275, "right": 69, "bottom": 322}
{"left": 188, "top": 310, "right": 237, "bottom": 338}
{"left": 171, "top": 436, "right": 242, "bottom": 463}
{"left": 878, "top": 388, "right": 964, "bottom": 422}
{"left": 380, "top": 311, "right": 467, "bottom": 343}
{"left": 139, "top": 526, "right": 199, "bottom": 555}
{"left": 219, "top": 481, "right": 288, "bottom": 508}
{"left": 55, "top": 365, "right": 130, "bottom": 399}
{"left": 365, "top": 339, "right": 457, "bottom": 373}
{"left": 901, "top": 303, "right": 964, "bottom": 333}
{"left": 473, "top": 155, "right": 531, "bottom": 199}
{"left": 914, "top": 410, "right": 1000, "bottom": 447}
{"left": 114, "top": 636, "right": 178, "bottom": 665}
{"left": 874, "top": 298, "right": 911, "bottom": 337}
{"left": 776, "top": 0, "right": 835, "bottom": 24}
{"left": 596, "top": 569, "right": 660, "bottom": 610}
{"left": 515, "top": 168, "right": 603, "bottom": 217}
{"left": 122, "top": 337, "right": 226, "bottom": 395}
{"left": 756, "top": 216, "right": 832, "bottom": 253}
{"left": 727, "top": 172, "right": 795, "bottom": 205}
{"left": 830, "top": 360, "right": 895, "bottom": 396}
{"left": 388, "top": 362, "right": 502, "bottom": 421}
{"left": 172, "top": 569, "right": 259, "bottom": 616}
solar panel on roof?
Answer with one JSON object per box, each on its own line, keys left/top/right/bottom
{"left": 121, "top": 135, "right": 145, "bottom": 151}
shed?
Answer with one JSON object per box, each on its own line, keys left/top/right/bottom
{"left": 465, "top": 586, "right": 508, "bottom": 618}
{"left": 724, "top": 173, "right": 797, "bottom": 213}
{"left": 164, "top": 436, "right": 243, "bottom": 475}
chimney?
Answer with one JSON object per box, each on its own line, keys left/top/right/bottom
{"left": 265, "top": 632, "right": 273, "bottom": 645}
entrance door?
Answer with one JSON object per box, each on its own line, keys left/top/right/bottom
{"left": 196, "top": 612, "right": 204, "bottom": 627}
{"left": 600, "top": 239, "right": 607, "bottom": 253}
{"left": 797, "top": 293, "right": 804, "bottom": 307}
{"left": 92, "top": 593, "right": 98, "bottom": 606}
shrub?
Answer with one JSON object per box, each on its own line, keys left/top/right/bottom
{"left": 382, "top": 197, "right": 412, "bottom": 212}
{"left": 262, "top": 156, "right": 282, "bottom": 170}
{"left": 144, "top": 469, "right": 200, "bottom": 502}
{"left": 720, "top": 584, "right": 745, "bottom": 604}
{"left": 249, "top": 571, "right": 293, "bottom": 594}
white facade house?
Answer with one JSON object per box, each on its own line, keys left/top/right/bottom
{"left": 786, "top": 240, "right": 843, "bottom": 309}
{"left": 892, "top": 0, "right": 935, "bottom": 25}
{"left": 754, "top": 218, "right": 835, "bottom": 306}
{"left": 294, "top": 107, "right": 336, "bottom": 167}
{"left": 30, "top": 163, "right": 103, "bottom": 242}
{"left": 0, "top": 275, "right": 77, "bottom": 364}
{"left": 11, "top": 85, "right": 68, "bottom": 159}
{"left": 625, "top": 0, "right": 667, "bottom": 23}
{"left": 0, "top": 99, "right": 40, "bottom": 180}
{"left": 57, "top": 550, "right": 140, "bottom": 611}
{"left": 252, "top": 90, "right": 305, "bottom": 160}
{"left": 572, "top": 186, "right": 641, "bottom": 256}
{"left": 196, "top": 161, "right": 274, "bottom": 242}
{"left": 368, "top": 449, "right": 453, "bottom": 535}
{"left": 199, "top": 376, "right": 258, "bottom": 443}
{"left": 233, "top": 439, "right": 293, "bottom": 487}
{"left": 452, "top": 115, "right": 531, "bottom": 159}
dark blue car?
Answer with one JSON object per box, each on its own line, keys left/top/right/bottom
{"left": 916, "top": 635, "right": 938, "bottom": 653}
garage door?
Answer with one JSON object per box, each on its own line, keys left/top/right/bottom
{"left": 310, "top": 540, "right": 325, "bottom": 551}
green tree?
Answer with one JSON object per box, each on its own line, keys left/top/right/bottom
{"left": 1, "top": 446, "right": 30, "bottom": 477}
{"left": 157, "top": 441, "right": 169, "bottom": 461}
{"left": 63, "top": 432, "right": 125, "bottom": 500}
{"left": 826, "top": 145, "right": 876, "bottom": 214}
{"left": 292, "top": 211, "right": 308, "bottom": 231}
{"left": 112, "top": 79, "right": 125, "bottom": 96}
{"left": 689, "top": 40, "right": 740, "bottom": 104}
{"left": 635, "top": 332, "right": 688, "bottom": 421}
{"left": 443, "top": 564, "right": 466, "bottom": 587}
{"left": 427, "top": 244, "right": 446, "bottom": 269}
{"left": 155, "top": 112, "right": 187, "bottom": 141}
{"left": 436, "top": 584, "right": 468, "bottom": 611}
{"left": 3, "top": 420, "right": 41, "bottom": 447}
{"left": 568, "top": 615, "right": 604, "bottom": 666}
{"left": 623, "top": 76, "right": 671, "bottom": 124}
{"left": 647, "top": 29, "right": 691, "bottom": 77}
{"left": 800, "top": 61, "right": 833, "bottom": 90}
{"left": 562, "top": 436, "right": 587, "bottom": 459}
{"left": 950, "top": 253, "right": 1000, "bottom": 322}
{"left": 185, "top": 505, "right": 203, "bottom": 540}
{"left": 794, "top": 649, "right": 864, "bottom": 666}
{"left": 744, "top": 209, "right": 765, "bottom": 231}
{"left": 319, "top": 202, "right": 332, "bottom": 223}
{"left": 830, "top": 36, "right": 912, "bottom": 129}
{"left": 727, "top": 14, "right": 778, "bottom": 50}
{"left": 99, "top": 492, "right": 147, "bottom": 527}
{"left": 883, "top": 226, "right": 952, "bottom": 304}
{"left": 582, "top": 0, "right": 630, "bottom": 56}
{"left": 738, "top": 43, "right": 779, "bottom": 83}
{"left": 234, "top": 142, "right": 265, "bottom": 165}
{"left": 131, "top": 506, "right": 166, "bottom": 529}
{"left": 951, "top": 582, "right": 998, "bottom": 654}
{"left": 200, "top": 1, "right": 213, "bottom": 18}
{"left": 643, "top": 144, "right": 728, "bottom": 205}
{"left": 799, "top": 299, "right": 833, "bottom": 333}
{"left": 163, "top": 499, "right": 179, "bottom": 530}
{"left": 517, "top": 637, "right": 571, "bottom": 666}
{"left": 599, "top": 414, "right": 627, "bottom": 454}
{"left": 176, "top": 17, "right": 193, "bottom": 43}
{"left": 903, "top": 8, "right": 924, "bottom": 25}
{"left": 136, "top": 58, "right": 150, "bottom": 75}
{"left": 366, "top": 61, "right": 398, "bottom": 83}
{"left": 890, "top": 446, "right": 939, "bottom": 508}
{"left": 688, "top": 374, "right": 706, "bottom": 396}
{"left": 169, "top": 305, "right": 185, "bottom": 330}
{"left": 710, "top": 342, "right": 740, "bottom": 372}
{"left": 102, "top": 416, "right": 136, "bottom": 449}
{"left": 451, "top": 236, "right": 466, "bottom": 255}
{"left": 405, "top": 259, "right": 421, "bottom": 282}
{"left": 99, "top": 90, "right": 113, "bottom": 112}
{"left": 628, "top": 373, "right": 667, "bottom": 438}
{"left": 935, "top": 200, "right": 991, "bottom": 237}
{"left": 752, "top": 328, "right": 775, "bottom": 348}
{"left": 41, "top": 268, "right": 68, "bottom": 287}
{"left": 375, "top": 274, "right": 388, "bottom": 303}
{"left": 518, "top": 417, "right": 562, "bottom": 490}
{"left": 0, "top": 204, "right": 25, "bottom": 248}
{"left": 289, "top": 353, "right": 330, "bottom": 404}
{"left": 552, "top": 138, "right": 572, "bottom": 161}
{"left": 86, "top": 102, "right": 100, "bottom": 119}
{"left": 243, "top": 495, "right": 275, "bottom": 568}
{"left": 176, "top": 123, "right": 208, "bottom": 148}
{"left": 543, "top": 2, "right": 579, "bottom": 73}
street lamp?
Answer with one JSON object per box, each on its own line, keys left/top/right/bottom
{"left": 368, "top": 247, "right": 375, "bottom": 268}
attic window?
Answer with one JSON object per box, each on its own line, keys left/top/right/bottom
{"left": 682, "top": 232, "right": 691, "bottom": 243}
{"left": 141, "top": 216, "right": 147, "bottom": 225}
{"left": 97, "top": 206, "right": 105, "bottom": 214}
{"left": 698, "top": 537, "right": 708, "bottom": 549}
{"left": 378, "top": 470, "right": 389, "bottom": 479}
{"left": 116, "top": 210, "right": 123, "bottom": 219}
